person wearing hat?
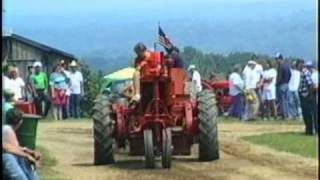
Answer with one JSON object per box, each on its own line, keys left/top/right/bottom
{"left": 305, "top": 61, "right": 318, "bottom": 87}
{"left": 131, "top": 42, "right": 152, "bottom": 102}
{"left": 68, "top": 60, "right": 84, "bottom": 119}
{"left": 297, "top": 60, "right": 318, "bottom": 135}
{"left": 242, "top": 60, "right": 260, "bottom": 121}
{"left": 275, "top": 53, "right": 291, "bottom": 120}
{"left": 188, "top": 64, "right": 202, "bottom": 96}
{"left": 31, "top": 61, "right": 51, "bottom": 118}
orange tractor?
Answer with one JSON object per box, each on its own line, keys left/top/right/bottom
{"left": 93, "top": 51, "right": 219, "bottom": 168}
{"left": 202, "top": 80, "right": 232, "bottom": 115}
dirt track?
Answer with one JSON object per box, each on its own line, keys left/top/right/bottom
{"left": 37, "top": 121, "right": 318, "bottom": 180}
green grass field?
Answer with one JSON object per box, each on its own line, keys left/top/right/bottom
{"left": 218, "top": 116, "right": 304, "bottom": 125}
{"left": 243, "top": 132, "right": 318, "bottom": 158}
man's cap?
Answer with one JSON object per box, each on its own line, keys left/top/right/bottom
{"left": 275, "top": 52, "right": 283, "bottom": 60}
{"left": 248, "top": 60, "right": 256, "bottom": 65}
{"left": 33, "top": 61, "right": 42, "bottom": 67}
{"left": 305, "top": 61, "right": 314, "bottom": 67}
{"left": 8, "top": 66, "right": 16, "bottom": 72}
{"left": 134, "top": 42, "right": 147, "bottom": 52}
{"left": 188, "top": 64, "right": 196, "bottom": 71}
{"left": 70, "top": 60, "right": 78, "bottom": 67}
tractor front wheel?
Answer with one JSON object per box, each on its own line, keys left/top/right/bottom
{"left": 197, "top": 90, "right": 220, "bottom": 161}
{"left": 162, "top": 128, "right": 172, "bottom": 169}
{"left": 93, "top": 95, "right": 115, "bottom": 165}
{"left": 144, "top": 129, "right": 155, "bottom": 168}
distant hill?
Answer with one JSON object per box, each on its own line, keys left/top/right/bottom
{"left": 4, "top": 1, "right": 316, "bottom": 73}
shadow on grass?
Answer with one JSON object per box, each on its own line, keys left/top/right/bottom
{"left": 72, "top": 156, "right": 199, "bottom": 170}
{"left": 72, "top": 162, "right": 95, "bottom": 167}
{"left": 73, "top": 160, "right": 147, "bottom": 170}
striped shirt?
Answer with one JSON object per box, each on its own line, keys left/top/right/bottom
{"left": 298, "top": 69, "right": 313, "bottom": 97}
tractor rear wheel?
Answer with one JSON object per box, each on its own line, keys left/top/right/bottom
{"left": 144, "top": 129, "right": 155, "bottom": 168}
{"left": 162, "top": 128, "right": 172, "bottom": 169}
{"left": 93, "top": 95, "right": 115, "bottom": 165}
{"left": 197, "top": 90, "right": 220, "bottom": 161}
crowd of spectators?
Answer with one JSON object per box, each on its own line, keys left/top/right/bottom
{"left": 228, "top": 53, "right": 318, "bottom": 135}
{"left": 3, "top": 59, "right": 84, "bottom": 121}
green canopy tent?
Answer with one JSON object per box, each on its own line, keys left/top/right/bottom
{"left": 100, "top": 67, "right": 135, "bottom": 94}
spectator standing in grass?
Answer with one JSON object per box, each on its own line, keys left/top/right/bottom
{"left": 275, "top": 53, "right": 291, "bottom": 120}
{"left": 308, "top": 61, "right": 318, "bottom": 103}
{"left": 3, "top": 66, "right": 26, "bottom": 101}
{"left": 2, "top": 109, "right": 41, "bottom": 180}
{"left": 242, "top": 60, "right": 259, "bottom": 121}
{"left": 50, "top": 64, "right": 69, "bottom": 120}
{"left": 297, "top": 60, "right": 318, "bottom": 135}
{"left": 228, "top": 64, "right": 245, "bottom": 120}
{"left": 261, "top": 60, "right": 277, "bottom": 120}
{"left": 288, "top": 60, "right": 302, "bottom": 119}
{"left": 69, "top": 61, "right": 84, "bottom": 119}
{"left": 306, "top": 61, "right": 318, "bottom": 133}
{"left": 187, "top": 64, "right": 203, "bottom": 100}
{"left": 32, "top": 61, "right": 51, "bottom": 118}
{"left": 254, "top": 59, "right": 264, "bottom": 103}
{"left": 60, "top": 60, "right": 71, "bottom": 119}
{"left": 26, "top": 65, "right": 37, "bottom": 102}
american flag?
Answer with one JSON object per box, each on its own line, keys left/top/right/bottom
{"left": 158, "top": 26, "right": 173, "bottom": 49}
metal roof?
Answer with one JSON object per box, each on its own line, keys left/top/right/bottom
{"left": 3, "top": 33, "right": 77, "bottom": 60}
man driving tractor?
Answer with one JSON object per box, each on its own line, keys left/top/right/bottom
{"left": 132, "top": 42, "right": 151, "bottom": 102}
{"left": 131, "top": 42, "right": 184, "bottom": 103}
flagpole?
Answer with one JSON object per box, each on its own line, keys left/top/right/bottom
{"left": 155, "top": 21, "right": 160, "bottom": 51}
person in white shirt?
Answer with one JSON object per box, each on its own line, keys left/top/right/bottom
{"left": 3, "top": 66, "right": 25, "bottom": 101}
{"left": 242, "top": 60, "right": 260, "bottom": 121}
{"left": 261, "top": 60, "right": 277, "bottom": 120}
{"left": 255, "top": 60, "right": 264, "bottom": 114}
{"left": 287, "top": 60, "right": 301, "bottom": 119}
{"left": 68, "top": 61, "right": 84, "bottom": 118}
{"left": 228, "top": 64, "right": 245, "bottom": 120}
{"left": 188, "top": 64, "right": 202, "bottom": 94}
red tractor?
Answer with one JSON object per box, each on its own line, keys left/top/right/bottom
{"left": 93, "top": 51, "right": 219, "bottom": 168}
{"left": 202, "top": 80, "right": 232, "bottom": 115}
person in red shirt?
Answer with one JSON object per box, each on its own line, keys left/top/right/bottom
{"left": 132, "top": 43, "right": 152, "bottom": 102}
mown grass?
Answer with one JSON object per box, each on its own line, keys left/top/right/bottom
{"left": 242, "top": 132, "right": 318, "bottom": 158}
{"left": 37, "top": 146, "right": 68, "bottom": 180}
{"left": 218, "top": 116, "right": 304, "bottom": 125}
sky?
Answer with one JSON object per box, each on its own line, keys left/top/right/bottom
{"left": 3, "top": 0, "right": 316, "bottom": 16}
{"left": 2, "top": 0, "right": 317, "bottom": 64}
